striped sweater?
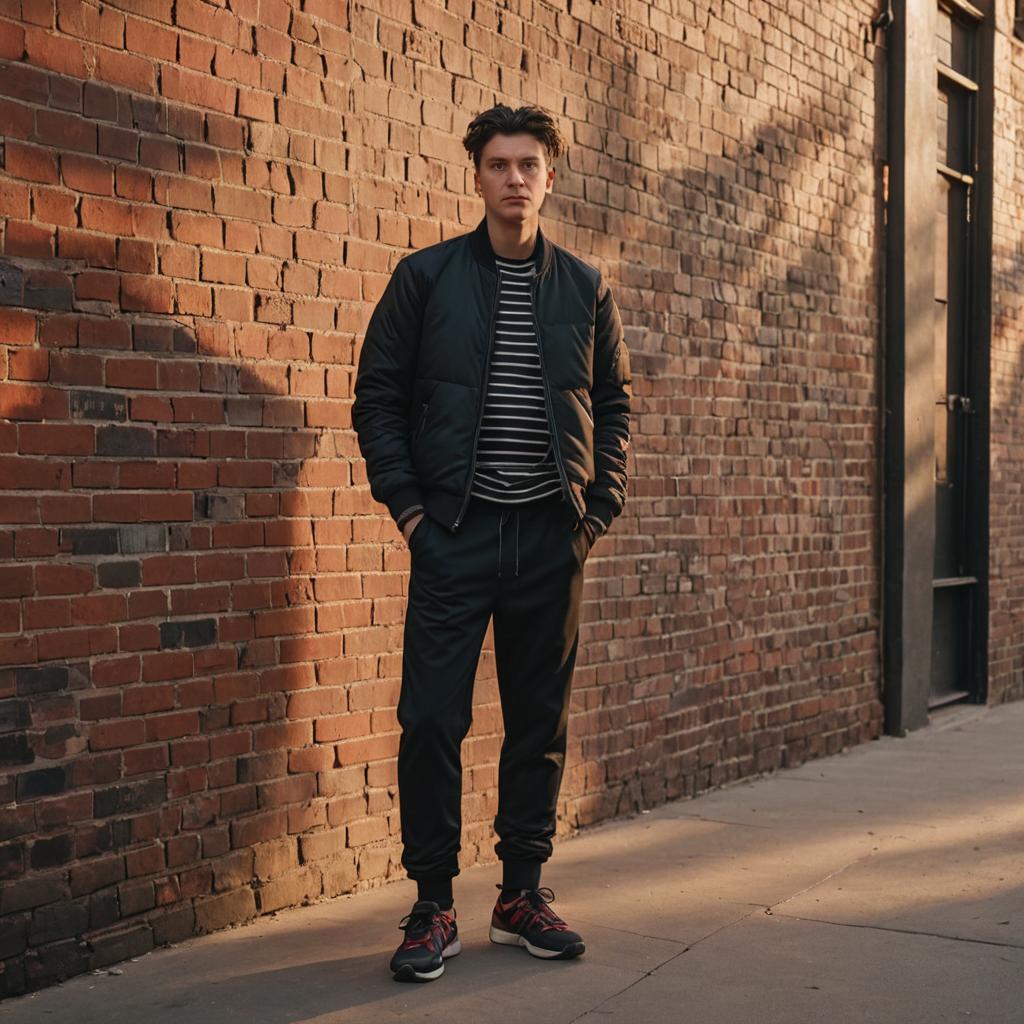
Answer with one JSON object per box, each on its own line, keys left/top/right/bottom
{"left": 470, "top": 253, "right": 563, "bottom": 504}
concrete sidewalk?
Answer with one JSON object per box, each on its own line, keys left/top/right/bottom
{"left": 2, "top": 700, "right": 1022, "bottom": 1023}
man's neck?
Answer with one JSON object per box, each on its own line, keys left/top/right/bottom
{"left": 485, "top": 214, "right": 539, "bottom": 260}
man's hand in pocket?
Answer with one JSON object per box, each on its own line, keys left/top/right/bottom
{"left": 402, "top": 512, "right": 425, "bottom": 545}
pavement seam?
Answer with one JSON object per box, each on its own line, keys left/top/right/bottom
{"left": 764, "top": 853, "right": 875, "bottom": 912}
{"left": 666, "top": 813, "right": 776, "bottom": 829}
{"left": 564, "top": 903, "right": 768, "bottom": 1023}
{"left": 769, "top": 912, "right": 1024, "bottom": 952}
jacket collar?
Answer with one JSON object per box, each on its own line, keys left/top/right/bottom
{"left": 469, "top": 216, "right": 553, "bottom": 277}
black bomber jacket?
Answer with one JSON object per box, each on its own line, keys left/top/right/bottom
{"left": 352, "top": 217, "right": 632, "bottom": 538}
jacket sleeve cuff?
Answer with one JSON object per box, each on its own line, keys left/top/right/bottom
{"left": 387, "top": 485, "right": 426, "bottom": 529}
{"left": 583, "top": 497, "right": 616, "bottom": 535}
{"left": 396, "top": 504, "right": 424, "bottom": 531}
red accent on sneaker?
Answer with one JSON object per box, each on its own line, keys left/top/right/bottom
{"left": 396, "top": 907, "right": 456, "bottom": 952}
{"left": 498, "top": 887, "right": 570, "bottom": 933}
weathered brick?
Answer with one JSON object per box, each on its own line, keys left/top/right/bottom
{"left": 0, "top": 871, "right": 69, "bottom": 914}
{"left": 95, "top": 424, "right": 156, "bottom": 456}
{"left": 193, "top": 887, "right": 256, "bottom": 933}
{"left": 84, "top": 923, "right": 154, "bottom": 969}
{"left": 93, "top": 777, "right": 166, "bottom": 818}
{"left": 15, "top": 665, "right": 69, "bottom": 696}
{"left": 298, "top": 827, "right": 346, "bottom": 865}
{"left": 321, "top": 851, "right": 358, "bottom": 897}
{"left": 0, "top": 841, "right": 26, "bottom": 879}
{"left": 0, "top": 914, "right": 28, "bottom": 959}
{"left": 28, "top": 898, "right": 89, "bottom": 945}
{"left": 150, "top": 904, "right": 196, "bottom": 945}
{"left": 15, "top": 765, "right": 69, "bottom": 800}
{"left": 251, "top": 836, "right": 296, "bottom": 881}
{"left": 70, "top": 390, "right": 128, "bottom": 421}
{"left": 88, "top": 887, "right": 119, "bottom": 930}
{"left": 69, "top": 855, "right": 125, "bottom": 897}
{"left": 29, "top": 832, "right": 75, "bottom": 870}
{"left": 256, "top": 865, "right": 321, "bottom": 913}
{"left": 23, "top": 935, "right": 88, "bottom": 988}
{"left": 159, "top": 619, "right": 217, "bottom": 649}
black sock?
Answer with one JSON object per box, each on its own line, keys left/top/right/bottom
{"left": 501, "top": 860, "right": 541, "bottom": 894}
{"left": 500, "top": 888, "right": 526, "bottom": 903}
{"left": 417, "top": 878, "right": 453, "bottom": 911}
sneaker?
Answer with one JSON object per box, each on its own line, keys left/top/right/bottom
{"left": 390, "top": 900, "right": 461, "bottom": 982}
{"left": 489, "top": 885, "right": 586, "bottom": 960}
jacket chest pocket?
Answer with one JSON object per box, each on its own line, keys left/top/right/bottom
{"left": 539, "top": 322, "right": 594, "bottom": 390}
{"left": 410, "top": 380, "right": 440, "bottom": 445}
{"left": 413, "top": 401, "right": 430, "bottom": 441}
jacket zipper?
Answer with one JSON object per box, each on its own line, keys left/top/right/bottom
{"left": 452, "top": 275, "right": 500, "bottom": 531}
{"left": 531, "top": 276, "right": 583, "bottom": 521}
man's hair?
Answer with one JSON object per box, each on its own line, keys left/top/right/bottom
{"left": 462, "top": 104, "right": 568, "bottom": 168}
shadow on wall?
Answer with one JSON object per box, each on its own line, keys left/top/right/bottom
{"left": 0, "top": 55, "right": 395, "bottom": 991}
{"left": 547, "top": 2, "right": 887, "bottom": 838}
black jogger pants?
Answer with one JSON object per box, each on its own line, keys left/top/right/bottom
{"left": 397, "top": 490, "right": 594, "bottom": 890}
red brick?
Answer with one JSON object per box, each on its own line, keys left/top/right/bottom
{"left": 237, "top": 89, "right": 275, "bottom": 122}
{"left": 9, "top": 348, "right": 48, "bottom": 380}
{"left": 104, "top": 358, "right": 157, "bottom": 390}
{"left": 0, "top": 310, "right": 37, "bottom": 347}
{"left": 162, "top": 65, "right": 237, "bottom": 114}
{"left": 18, "top": 424, "right": 93, "bottom": 455}
{"left": 74, "top": 270, "right": 119, "bottom": 302}
{"left": 58, "top": 228, "right": 117, "bottom": 266}
{"left": 36, "top": 109, "right": 96, "bottom": 153}
{"left": 61, "top": 154, "right": 114, "bottom": 195}
{"left": 5, "top": 141, "right": 59, "bottom": 184}
{"left": 115, "top": 166, "right": 152, "bottom": 201}
{"left": 33, "top": 187, "right": 78, "bottom": 226}
{"left": 201, "top": 251, "right": 245, "bottom": 285}
{"left": 4, "top": 221, "right": 54, "bottom": 258}
{"left": 124, "top": 14, "right": 176, "bottom": 60}
{"left": 120, "top": 275, "right": 173, "bottom": 313}
{"left": 93, "top": 46, "right": 156, "bottom": 93}
{"left": 80, "top": 197, "right": 132, "bottom": 235}
{"left": 89, "top": 718, "right": 146, "bottom": 751}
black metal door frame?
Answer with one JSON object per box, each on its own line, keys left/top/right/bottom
{"left": 881, "top": 0, "right": 992, "bottom": 735}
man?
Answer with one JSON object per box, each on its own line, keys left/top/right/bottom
{"left": 352, "top": 104, "right": 632, "bottom": 982}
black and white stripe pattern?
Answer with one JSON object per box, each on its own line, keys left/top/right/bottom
{"left": 470, "top": 254, "right": 563, "bottom": 505}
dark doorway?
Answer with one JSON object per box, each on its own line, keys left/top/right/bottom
{"left": 929, "top": 0, "right": 990, "bottom": 709}
{"left": 882, "top": 0, "right": 992, "bottom": 734}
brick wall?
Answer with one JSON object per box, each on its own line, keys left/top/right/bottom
{"left": 990, "top": 1, "right": 1024, "bottom": 704}
{"left": 6, "top": 0, "right": 1020, "bottom": 995}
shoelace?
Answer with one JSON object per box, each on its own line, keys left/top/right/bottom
{"left": 398, "top": 907, "right": 454, "bottom": 948}
{"left": 502, "top": 886, "right": 569, "bottom": 933}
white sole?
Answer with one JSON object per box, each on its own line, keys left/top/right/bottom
{"left": 489, "top": 925, "right": 580, "bottom": 959}
{"left": 392, "top": 937, "right": 461, "bottom": 982}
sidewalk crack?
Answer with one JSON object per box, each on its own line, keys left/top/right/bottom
{"left": 770, "top": 913, "right": 1024, "bottom": 952}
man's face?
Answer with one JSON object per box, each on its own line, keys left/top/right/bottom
{"left": 474, "top": 133, "right": 555, "bottom": 224}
